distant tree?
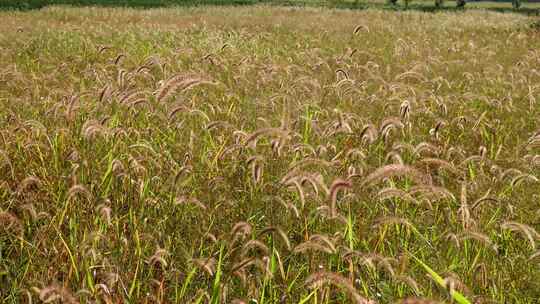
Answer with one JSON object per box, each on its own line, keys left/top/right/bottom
{"left": 512, "top": 0, "right": 521, "bottom": 9}
{"left": 435, "top": 0, "right": 444, "bottom": 8}
{"left": 388, "top": 0, "right": 398, "bottom": 5}
{"left": 456, "top": 0, "right": 466, "bottom": 8}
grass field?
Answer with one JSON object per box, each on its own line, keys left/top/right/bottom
{"left": 1, "top": 5, "right": 540, "bottom": 304}
{"left": 2, "top": 0, "right": 540, "bottom": 12}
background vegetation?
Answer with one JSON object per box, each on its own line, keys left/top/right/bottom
{"left": 2, "top": 0, "right": 540, "bottom": 11}
{"left": 1, "top": 5, "right": 540, "bottom": 304}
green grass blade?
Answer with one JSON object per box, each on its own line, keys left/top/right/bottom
{"left": 211, "top": 243, "right": 225, "bottom": 304}
{"left": 410, "top": 253, "right": 471, "bottom": 304}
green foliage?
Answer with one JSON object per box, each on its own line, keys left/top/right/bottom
{"left": 410, "top": 253, "right": 472, "bottom": 304}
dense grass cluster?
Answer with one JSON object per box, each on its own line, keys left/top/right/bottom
{"left": 2, "top": 0, "right": 540, "bottom": 12}
{"left": 1, "top": 6, "right": 540, "bottom": 303}
{"left": 0, "top": 0, "right": 264, "bottom": 10}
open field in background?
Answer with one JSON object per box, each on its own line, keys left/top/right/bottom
{"left": 2, "top": 0, "right": 540, "bottom": 13}
{"left": 1, "top": 6, "right": 540, "bottom": 304}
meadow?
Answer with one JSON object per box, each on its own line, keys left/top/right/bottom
{"left": 2, "top": 0, "right": 540, "bottom": 12}
{"left": 1, "top": 5, "right": 540, "bottom": 304}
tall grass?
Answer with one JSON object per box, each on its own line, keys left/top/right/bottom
{"left": 1, "top": 5, "right": 540, "bottom": 303}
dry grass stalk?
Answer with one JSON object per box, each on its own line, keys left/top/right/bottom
{"left": 459, "top": 230, "right": 498, "bottom": 252}
{"left": 33, "top": 284, "right": 79, "bottom": 304}
{"left": 417, "top": 158, "right": 462, "bottom": 177}
{"left": 244, "top": 128, "right": 288, "bottom": 148}
{"left": 0, "top": 211, "right": 22, "bottom": 233}
{"left": 305, "top": 271, "right": 374, "bottom": 304}
{"left": 147, "top": 248, "right": 169, "bottom": 268}
{"left": 258, "top": 226, "right": 291, "bottom": 251}
{"left": 155, "top": 75, "right": 212, "bottom": 102}
{"left": 377, "top": 187, "right": 418, "bottom": 204}
{"left": 361, "top": 164, "right": 431, "bottom": 187}
{"left": 501, "top": 221, "right": 539, "bottom": 250}
{"left": 328, "top": 178, "right": 352, "bottom": 218}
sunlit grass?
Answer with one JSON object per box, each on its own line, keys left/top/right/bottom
{"left": 1, "top": 5, "right": 540, "bottom": 304}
